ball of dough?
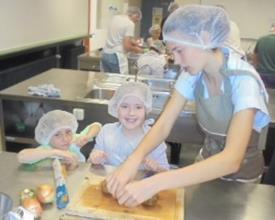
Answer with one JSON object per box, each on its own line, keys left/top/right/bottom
{"left": 101, "top": 179, "right": 110, "bottom": 195}
{"left": 142, "top": 194, "right": 159, "bottom": 207}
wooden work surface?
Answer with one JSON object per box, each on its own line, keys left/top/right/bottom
{"left": 66, "top": 173, "right": 184, "bottom": 220}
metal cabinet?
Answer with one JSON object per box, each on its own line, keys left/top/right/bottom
{"left": 77, "top": 50, "right": 101, "bottom": 71}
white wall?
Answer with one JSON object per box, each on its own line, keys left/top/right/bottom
{"left": 89, "top": 0, "right": 126, "bottom": 51}
{"left": 201, "top": 0, "right": 275, "bottom": 39}
{"left": 0, "top": 0, "right": 89, "bottom": 55}
{"left": 176, "top": 0, "right": 200, "bottom": 5}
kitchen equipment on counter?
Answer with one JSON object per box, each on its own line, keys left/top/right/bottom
{"left": 65, "top": 173, "right": 184, "bottom": 220}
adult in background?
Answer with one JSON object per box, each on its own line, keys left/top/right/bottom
{"left": 253, "top": 22, "right": 275, "bottom": 88}
{"left": 101, "top": 7, "right": 143, "bottom": 74}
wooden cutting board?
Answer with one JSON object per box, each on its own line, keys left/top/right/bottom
{"left": 66, "top": 173, "right": 184, "bottom": 220}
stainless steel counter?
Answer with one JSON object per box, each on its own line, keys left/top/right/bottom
{"left": 1, "top": 152, "right": 275, "bottom": 220}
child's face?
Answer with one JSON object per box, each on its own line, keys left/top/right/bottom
{"left": 166, "top": 33, "right": 208, "bottom": 75}
{"left": 49, "top": 128, "right": 73, "bottom": 150}
{"left": 118, "top": 96, "right": 146, "bottom": 131}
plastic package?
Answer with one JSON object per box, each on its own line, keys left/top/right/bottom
{"left": 52, "top": 158, "right": 69, "bottom": 209}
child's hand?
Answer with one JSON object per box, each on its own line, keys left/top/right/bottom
{"left": 143, "top": 158, "right": 167, "bottom": 173}
{"left": 54, "top": 150, "right": 79, "bottom": 170}
{"left": 88, "top": 150, "right": 107, "bottom": 165}
{"left": 72, "top": 135, "right": 89, "bottom": 148}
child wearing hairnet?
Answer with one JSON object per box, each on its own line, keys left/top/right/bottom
{"left": 88, "top": 82, "right": 169, "bottom": 172}
{"left": 17, "top": 110, "right": 102, "bottom": 170}
{"left": 146, "top": 25, "right": 165, "bottom": 53}
{"left": 106, "top": 5, "right": 271, "bottom": 207}
{"left": 137, "top": 45, "right": 166, "bottom": 78}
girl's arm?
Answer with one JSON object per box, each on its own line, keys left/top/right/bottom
{"left": 117, "top": 108, "right": 256, "bottom": 207}
{"left": 85, "top": 122, "right": 102, "bottom": 140}
{"left": 143, "top": 142, "right": 170, "bottom": 172}
{"left": 74, "top": 122, "right": 102, "bottom": 147}
{"left": 18, "top": 147, "right": 79, "bottom": 168}
{"left": 107, "top": 90, "right": 187, "bottom": 196}
{"left": 17, "top": 147, "right": 59, "bottom": 164}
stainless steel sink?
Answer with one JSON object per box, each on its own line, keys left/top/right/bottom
{"left": 81, "top": 87, "right": 195, "bottom": 115}
{"left": 152, "top": 91, "right": 170, "bottom": 110}
{"left": 163, "top": 64, "right": 181, "bottom": 80}
{"left": 95, "top": 75, "right": 127, "bottom": 89}
{"left": 80, "top": 73, "right": 195, "bottom": 114}
{"left": 85, "top": 88, "right": 115, "bottom": 99}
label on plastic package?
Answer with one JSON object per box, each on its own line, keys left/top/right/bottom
{"left": 52, "top": 158, "right": 69, "bottom": 209}
{"left": 56, "top": 184, "right": 69, "bottom": 209}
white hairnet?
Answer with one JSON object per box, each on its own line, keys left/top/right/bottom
{"left": 137, "top": 51, "right": 166, "bottom": 77}
{"left": 35, "top": 110, "right": 78, "bottom": 145}
{"left": 127, "top": 6, "right": 142, "bottom": 19}
{"left": 163, "top": 5, "right": 230, "bottom": 49}
{"left": 108, "top": 82, "right": 152, "bottom": 118}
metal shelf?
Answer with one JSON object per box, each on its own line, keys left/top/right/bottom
{"left": 5, "top": 136, "right": 37, "bottom": 145}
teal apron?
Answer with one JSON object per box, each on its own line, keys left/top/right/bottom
{"left": 194, "top": 67, "right": 266, "bottom": 182}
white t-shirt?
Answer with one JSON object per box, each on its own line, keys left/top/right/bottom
{"left": 103, "top": 15, "right": 135, "bottom": 54}
{"left": 93, "top": 122, "right": 169, "bottom": 169}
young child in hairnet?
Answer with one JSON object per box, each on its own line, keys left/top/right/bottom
{"left": 146, "top": 25, "right": 165, "bottom": 53}
{"left": 137, "top": 44, "right": 167, "bottom": 78}
{"left": 17, "top": 110, "right": 102, "bottom": 170}
{"left": 88, "top": 82, "right": 169, "bottom": 172}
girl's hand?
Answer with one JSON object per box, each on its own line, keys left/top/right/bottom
{"left": 54, "top": 150, "right": 79, "bottom": 170}
{"left": 72, "top": 135, "right": 89, "bottom": 148}
{"left": 106, "top": 158, "right": 139, "bottom": 198}
{"left": 117, "top": 177, "right": 158, "bottom": 207}
{"left": 88, "top": 150, "right": 107, "bottom": 164}
{"left": 143, "top": 158, "right": 167, "bottom": 173}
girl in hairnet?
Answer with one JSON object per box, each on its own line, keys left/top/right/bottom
{"left": 88, "top": 82, "right": 169, "bottom": 172}
{"left": 106, "top": 5, "right": 271, "bottom": 207}
{"left": 18, "top": 110, "right": 102, "bottom": 170}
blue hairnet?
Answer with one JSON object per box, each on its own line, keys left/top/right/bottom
{"left": 163, "top": 5, "right": 230, "bottom": 49}
{"left": 108, "top": 82, "right": 152, "bottom": 118}
{"left": 35, "top": 110, "right": 78, "bottom": 145}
